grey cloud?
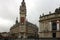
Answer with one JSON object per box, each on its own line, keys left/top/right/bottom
{"left": 0, "top": 0, "right": 60, "bottom": 32}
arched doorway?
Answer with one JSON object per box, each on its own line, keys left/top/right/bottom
{"left": 21, "top": 36, "right": 23, "bottom": 38}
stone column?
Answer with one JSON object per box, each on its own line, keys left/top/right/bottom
{"left": 49, "top": 21, "right": 52, "bottom": 31}
{"left": 57, "top": 20, "right": 59, "bottom": 31}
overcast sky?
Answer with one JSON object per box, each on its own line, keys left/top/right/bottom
{"left": 0, "top": 0, "right": 60, "bottom": 32}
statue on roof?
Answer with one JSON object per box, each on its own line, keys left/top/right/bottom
{"left": 16, "top": 17, "right": 18, "bottom": 24}
{"left": 55, "top": 7, "right": 60, "bottom": 13}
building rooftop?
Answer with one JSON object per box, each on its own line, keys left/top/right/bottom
{"left": 40, "top": 7, "right": 60, "bottom": 18}
{"left": 10, "top": 21, "right": 38, "bottom": 30}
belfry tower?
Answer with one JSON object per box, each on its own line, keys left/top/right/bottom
{"left": 19, "top": 0, "right": 26, "bottom": 38}
{"left": 10, "top": 0, "right": 38, "bottom": 39}
{"left": 20, "top": 0, "right": 26, "bottom": 25}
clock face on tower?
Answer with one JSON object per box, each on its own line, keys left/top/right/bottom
{"left": 20, "top": 17, "right": 25, "bottom": 24}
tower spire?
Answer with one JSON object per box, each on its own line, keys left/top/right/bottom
{"left": 23, "top": 0, "right": 24, "bottom": 2}
{"left": 21, "top": 0, "right": 25, "bottom": 6}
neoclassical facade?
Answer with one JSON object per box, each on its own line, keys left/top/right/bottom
{"left": 10, "top": 0, "right": 38, "bottom": 38}
{"left": 39, "top": 7, "right": 60, "bottom": 38}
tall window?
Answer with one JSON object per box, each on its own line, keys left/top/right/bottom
{"left": 52, "top": 22, "right": 57, "bottom": 30}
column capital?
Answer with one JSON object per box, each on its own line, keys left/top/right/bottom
{"left": 57, "top": 20, "right": 59, "bottom": 23}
